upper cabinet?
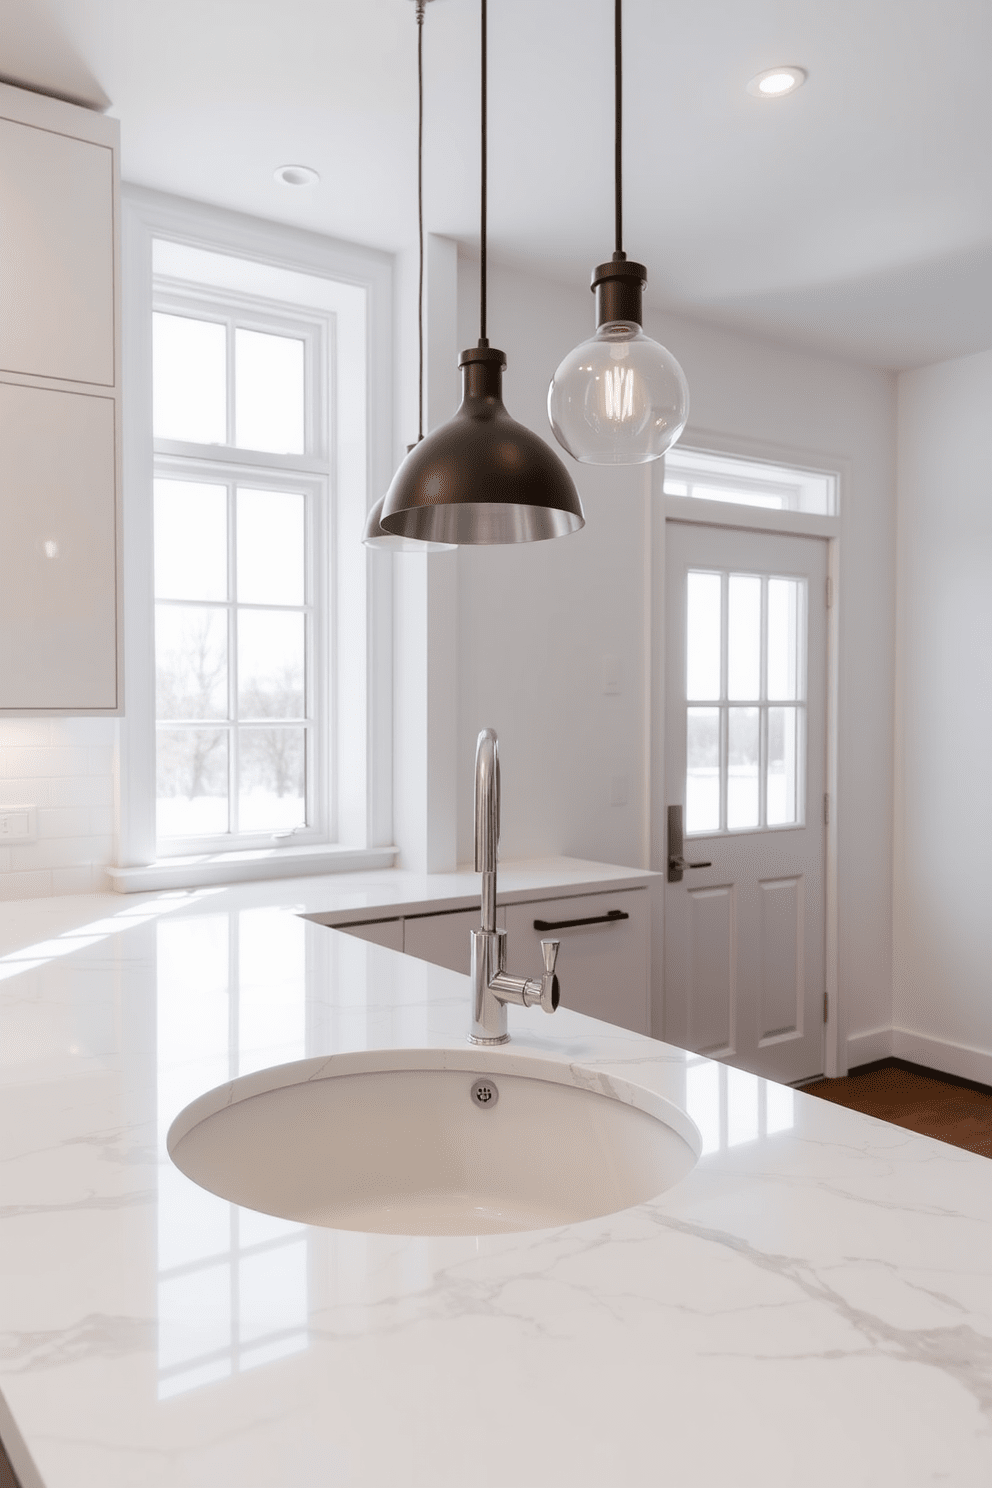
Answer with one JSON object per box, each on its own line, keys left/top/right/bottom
{"left": 0, "top": 82, "right": 122, "bottom": 714}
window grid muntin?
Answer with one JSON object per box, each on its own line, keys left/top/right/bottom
{"left": 685, "top": 567, "right": 808, "bottom": 838}
{"left": 153, "top": 281, "right": 327, "bottom": 464}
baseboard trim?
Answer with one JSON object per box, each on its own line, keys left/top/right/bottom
{"left": 845, "top": 1026, "right": 892, "bottom": 1070}
{"left": 891, "top": 1028, "right": 992, "bottom": 1090}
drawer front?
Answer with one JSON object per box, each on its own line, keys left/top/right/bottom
{"left": 503, "top": 890, "right": 649, "bottom": 1034}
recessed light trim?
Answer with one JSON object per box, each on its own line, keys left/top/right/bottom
{"left": 747, "top": 66, "right": 807, "bottom": 99}
{"left": 274, "top": 164, "right": 320, "bottom": 187}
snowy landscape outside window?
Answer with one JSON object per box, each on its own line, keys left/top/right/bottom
{"left": 151, "top": 273, "right": 330, "bottom": 852}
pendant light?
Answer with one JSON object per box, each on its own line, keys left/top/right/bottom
{"left": 364, "top": 0, "right": 454, "bottom": 552}
{"left": 380, "top": 0, "right": 584, "bottom": 545}
{"left": 547, "top": 0, "right": 689, "bottom": 466}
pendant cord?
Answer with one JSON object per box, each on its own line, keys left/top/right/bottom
{"left": 416, "top": 0, "right": 425, "bottom": 440}
{"left": 614, "top": 0, "right": 624, "bottom": 258}
{"left": 479, "top": 0, "right": 488, "bottom": 346}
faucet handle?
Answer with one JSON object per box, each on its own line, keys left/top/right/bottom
{"left": 539, "top": 939, "right": 560, "bottom": 1014}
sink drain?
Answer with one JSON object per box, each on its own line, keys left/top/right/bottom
{"left": 470, "top": 1078, "right": 499, "bottom": 1109}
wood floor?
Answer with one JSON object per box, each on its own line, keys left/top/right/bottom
{"left": 801, "top": 1059, "right": 992, "bottom": 1158}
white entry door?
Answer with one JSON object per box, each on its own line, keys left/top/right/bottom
{"left": 664, "top": 521, "right": 827, "bottom": 1084}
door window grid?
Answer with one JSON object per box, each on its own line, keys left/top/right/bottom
{"left": 151, "top": 282, "right": 330, "bottom": 853}
{"left": 685, "top": 569, "right": 807, "bottom": 837}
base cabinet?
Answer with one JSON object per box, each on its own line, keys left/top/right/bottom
{"left": 332, "top": 887, "right": 650, "bottom": 1035}
{"left": 503, "top": 889, "right": 648, "bottom": 1035}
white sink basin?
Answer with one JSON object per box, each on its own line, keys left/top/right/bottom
{"left": 168, "top": 1051, "right": 699, "bottom": 1236}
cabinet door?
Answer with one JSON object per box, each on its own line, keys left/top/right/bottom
{"left": 0, "top": 381, "right": 118, "bottom": 709}
{"left": 336, "top": 919, "right": 404, "bottom": 951}
{"left": 0, "top": 115, "right": 115, "bottom": 385}
{"left": 403, "top": 908, "right": 503, "bottom": 976}
{"left": 503, "top": 890, "right": 649, "bottom": 1034}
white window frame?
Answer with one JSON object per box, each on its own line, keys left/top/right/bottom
{"left": 114, "top": 187, "right": 396, "bottom": 890}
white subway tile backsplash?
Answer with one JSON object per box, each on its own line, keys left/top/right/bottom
{"left": 0, "top": 719, "right": 117, "bottom": 900}
{"left": 38, "top": 807, "right": 92, "bottom": 839}
{"left": 0, "top": 721, "right": 51, "bottom": 747}
{"left": 89, "top": 806, "right": 115, "bottom": 838}
{"left": 0, "top": 869, "right": 53, "bottom": 900}
{"left": 52, "top": 865, "right": 99, "bottom": 896}
{"left": 48, "top": 775, "right": 113, "bottom": 808}
{"left": 0, "top": 778, "right": 50, "bottom": 807}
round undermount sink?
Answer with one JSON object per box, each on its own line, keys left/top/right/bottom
{"left": 168, "top": 1051, "right": 700, "bottom": 1237}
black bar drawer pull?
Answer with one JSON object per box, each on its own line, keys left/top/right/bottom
{"left": 532, "top": 909, "right": 630, "bottom": 932}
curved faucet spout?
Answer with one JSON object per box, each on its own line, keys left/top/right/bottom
{"left": 474, "top": 728, "right": 500, "bottom": 934}
{"left": 469, "top": 729, "right": 562, "bottom": 1044}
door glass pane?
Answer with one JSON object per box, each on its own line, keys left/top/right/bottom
{"left": 239, "top": 729, "right": 306, "bottom": 832}
{"left": 157, "top": 729, "right": 229, "bottom": 837}
{"left": 156, "top": 605, "right": 228, "bottom": 719}
{"left": 237, "top": 489, "right": 305, "bottom": 606}
{"left": 153, "top": 313, "right": 226, "bottom": 445}
{"left": 155, "top": 481, "right": 228, "bottom": 601}
{"left": 686, "top": 708, "right": 720, "bottom": 833}
{"left": 238, "top": 611, "right": 305, "bottom": 719}
{"left": 235, "top": 329, "right": 305, "bottom": 455}
{"left": 686, "top": 572, "right": 721, "bottom": 700}
{"left": 727, "top": 707, "right": 759, "bottom": 829}
{"left": 728, "top": 574, "right": 761, "bottom": 700}
{"left": 768, "top": 578, "right": 803, "bottom": 700}
{"left": 767, "top": 706, "right": 800, "bottom": 826}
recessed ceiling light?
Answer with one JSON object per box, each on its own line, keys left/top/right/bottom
{"left": 274, "top": 164, "right": 320, "bottom": 187}
{"left": 747, "top": 66, "right": 807, "bottom": 99}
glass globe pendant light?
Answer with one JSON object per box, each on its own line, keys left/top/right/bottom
{"left": 364, "top": 0, "right": 454, "bottom": 552}
{"left": 380, "top": 0, "right": 584, "bottom": 545}
{"left": 548, "top": 0, "right": 689, "bottom": 465}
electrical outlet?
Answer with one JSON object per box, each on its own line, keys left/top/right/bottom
{"left": 0, "top": 806, "right": 37, "bottom": 842}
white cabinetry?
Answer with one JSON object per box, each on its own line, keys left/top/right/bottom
{"left": 503, "top": 890, "right": 648, "bottom": 1034}
{"left": 0, "top": 83, "right": 122, "bottom": 714}
{"left": 330, "top": 886, "right": 650, "bottom": 1034}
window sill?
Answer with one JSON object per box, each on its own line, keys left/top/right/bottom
{"left": 106, "top": 843, "right": 399, "bottom": 894}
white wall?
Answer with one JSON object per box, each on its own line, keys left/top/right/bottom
{"left": 454, "top": 258, "right": 897, "bottom": 1063}
{"left": 0, "top": 718, "right": 116, "bottom": 897}
{"left": 894, "top": 350, "right": 992, "bottom": 1084}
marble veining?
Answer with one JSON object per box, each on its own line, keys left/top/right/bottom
{"left": 0, "top": 862, "right": 990, "bottom": 1487}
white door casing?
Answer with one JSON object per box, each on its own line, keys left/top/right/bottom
{"left": 664, "top": 522, "right": 827, "bottom": 1084}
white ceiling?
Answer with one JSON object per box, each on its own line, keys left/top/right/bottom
{"left": 5, "top": 0, "right": 992, "bottom": 368}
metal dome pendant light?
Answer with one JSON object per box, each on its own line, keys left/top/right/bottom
{"left": 380, "top": 0, "right": 584, "bottom": 545}
{"left": 364, "top": 0, "right": 454, "bottom": 552}
{"left": 547, "top": 0, "right": 689, "bottom": 465}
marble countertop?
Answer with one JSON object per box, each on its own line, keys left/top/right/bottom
{"left": 0, "top": 860, "right": 990, "bottom": 1487}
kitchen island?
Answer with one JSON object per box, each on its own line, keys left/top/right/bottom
{"left": 0, "top": 864, "right": 990, "bottom": 1487}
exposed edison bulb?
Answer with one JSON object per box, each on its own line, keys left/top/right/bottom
{"left": 548, "top": 320, "right": 689, "bottom": 465}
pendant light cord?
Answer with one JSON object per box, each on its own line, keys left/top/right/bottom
{"left": 416, "top": 0, "right": 426, "bottom": 441}
{"left": 479, "top": 0, "right": 488, "bottom": 346}
{"left": 614, "top": 0, "right": 624, "bottom": 260}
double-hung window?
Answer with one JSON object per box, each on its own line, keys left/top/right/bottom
{"left": 152, "top": 285, "right": 328, "bottom": 850}
{"left": 116, "top": 190, "right": 394, "bottom": 886}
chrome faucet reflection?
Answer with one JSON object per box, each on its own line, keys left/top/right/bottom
{"left": 469, "top": 729, "right": 561, "bottom": 1044}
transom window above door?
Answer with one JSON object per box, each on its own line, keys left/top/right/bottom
{"left": 665, "top": 447, "right": 837, "bottom": 516}
{"left": 685, "top": 569, "right": 808, "bottom": 835}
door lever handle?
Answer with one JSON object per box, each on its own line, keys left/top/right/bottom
{"left": 667, "top": 804, "right": 712, "bottom": 883}
{"left": 668, "top": 854, "right": 712, "bottom": 873}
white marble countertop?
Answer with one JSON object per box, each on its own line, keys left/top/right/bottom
{"left": 0, "top": 859, "right": 990, "bottom": 1487}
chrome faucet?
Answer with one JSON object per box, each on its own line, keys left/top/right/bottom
{"left": 469, "top": 728, "right": 560, "bottom": 1044}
